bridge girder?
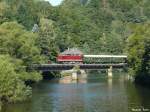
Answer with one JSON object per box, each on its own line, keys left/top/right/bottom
{"left": 28, "top": 63, "right": 127, "bottom": 71}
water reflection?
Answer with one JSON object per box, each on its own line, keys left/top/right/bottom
{"left": 108, "top": 78, "right": 112, "bottom": 90}
{"left": 59, "top": 76, "right": 87, "bottom": 84}
{"left": 2, "top": 71, "right": 150, "bottom": 112}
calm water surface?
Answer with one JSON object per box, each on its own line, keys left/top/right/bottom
{"left": 2, "top": 71, "right": 150, "bottom": 112}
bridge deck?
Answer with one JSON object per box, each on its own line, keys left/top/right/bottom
{"left": 29, "top": 63, "right": 127, "bottom": 71}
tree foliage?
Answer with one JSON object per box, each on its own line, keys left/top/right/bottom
{"left": 0, "top": 55, "right": 31, "bottom": 103}
{"left": 127, "top": 23, "right": 150, "bottom": 76}
{"left": 0, "top": 21, "right": 44, "bottom": 65}
{"left": 0, "top": 22, "right": 43, "bottom": 104}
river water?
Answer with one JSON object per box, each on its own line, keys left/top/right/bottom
{"left": 2, "top": 71, "right": 150, "bottom": 112}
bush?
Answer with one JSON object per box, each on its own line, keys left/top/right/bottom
{"left": 0, "top": 55, "right": 32, "bottom": 104}
{"left": 126, "top": 23, "right": 150, "bottom": 79}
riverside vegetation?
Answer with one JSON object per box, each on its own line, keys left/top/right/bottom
{"left": 0, "top": 0, "right": 149, "bottom": 108}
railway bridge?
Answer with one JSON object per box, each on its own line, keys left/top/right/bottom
{"left": 29, "top": 55, "right": 127, "bottom": 70}
{"left": 29, "top": 63, "right": 127, "bottom": 71}
{"left": 29, "top": 55, "right": 127, "bottom": 78}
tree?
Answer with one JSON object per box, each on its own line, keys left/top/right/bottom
{"left": 126, "top": 23, "right": 150, "bottom": 76}
{"left": 0, "top": 1, "right": 13, "bottom": 24}
{"left": 0, "top": 55, "right": 31, "bottom": 104}
{"left": 38, "top": 18, "right": 59, "bottom": 62}
{"left": 0, "top": 21, "right": 44, "bottom": 65}
{"left": 0, "top": 21, "right": 43, "bottom": 85}
{"left": 16, "top": 1, "right": 39, "bottom": 30}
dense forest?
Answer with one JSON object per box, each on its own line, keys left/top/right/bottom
{"left": 0, "top": 0, "right": 150, "bottom": 108}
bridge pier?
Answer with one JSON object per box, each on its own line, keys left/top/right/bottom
{"left": 72, "top": 72, "right": 78, "bottom": 80}
{"left": 108, "top": 66, "right": 113, "bottom": 78}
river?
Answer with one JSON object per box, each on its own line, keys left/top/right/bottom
{"left": 2, "top": 71, "right": 150, "bottom": 112}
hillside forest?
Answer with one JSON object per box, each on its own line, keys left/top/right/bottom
{"left": 0, "top": 0, "right": 149, "bottom": 107}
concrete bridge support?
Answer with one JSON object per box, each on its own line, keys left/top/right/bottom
{"left": 71, "top": 70, "right": 87, "bottom": 80}
{"left": 80, "top": 70, "right": 87, "bottom": 79}
{"left": 108, "top": 66, "right": 113, "bottom": 78}
{"left": 72, "top": 72, "right": 78, "bottom": 80}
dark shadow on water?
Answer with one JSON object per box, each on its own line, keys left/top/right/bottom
{"left": 42, "top": 71, "right": 60, "bottom": 80}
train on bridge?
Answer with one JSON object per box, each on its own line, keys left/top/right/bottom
{"left": 29, "top": 48, "right": 127, "bottom": 72}
{"left": 57, "top": 48, "right": 83, "bottom": 63}
{"left": 56, "top": 48, "right": 127, "bottom": 64}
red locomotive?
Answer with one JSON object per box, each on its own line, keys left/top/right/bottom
{"left": 57, "top": 48, "right": 83, "bottom": 64}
